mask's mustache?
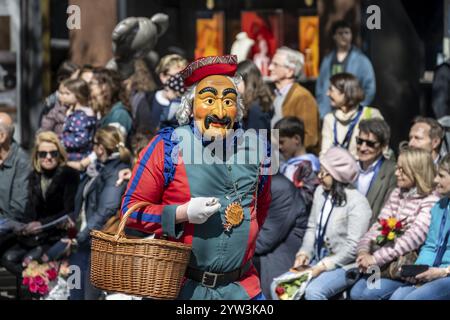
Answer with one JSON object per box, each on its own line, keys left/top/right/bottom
{"left": 205, "top": 115, "right": 232, "bottom": 129}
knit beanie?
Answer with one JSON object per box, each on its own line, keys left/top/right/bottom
{"left": 320, "top": 147, "right": 359, "bottom": 184}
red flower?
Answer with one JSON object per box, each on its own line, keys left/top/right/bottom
{"left": 38, "top": 284, "right": 49, "bottom": 295}
{"left": 22, "top": 277, "right": 31, "bottom": 286}
{"left": 275, "top": 286, "right": 285, "bottom": 296}
{"left": 381, "top": 227, "right": 390, "bottom": 236}
{"left": 395, "top": 221, "right": 403, "bottom": 230}
{"left": 46, "top": 268, "right": 57, "bottom": 281}
{"left": 380, "top": 219, "right": 388, "bottom": 228}
{"left": 29, "top": 283, "right": 38, "bottom": 293}
{"left": 34, "top": 275, "right": 45, "bottom": 286}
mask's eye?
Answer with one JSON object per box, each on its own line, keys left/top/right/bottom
{"left": 223, "top": 99, "right": 234, "bottom": 106}
{"left": 204, "top": 98, "right": 215, "bottom": 105}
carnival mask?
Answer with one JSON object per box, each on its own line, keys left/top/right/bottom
{"left": 193, "top": 75, "right": 238, "bottom": 140}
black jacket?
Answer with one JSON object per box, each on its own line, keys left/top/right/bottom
{"left": 242, "top": 102, "right": 272, "bottom": 132}
{"left": 19, "top": 165, "right": 79, "bottom": 247}
{"left": 25, "top": 166, "right": 79, "bottom": 224}
{"left": 432, "top": 61, "right": 450, "bottom": 119}
{"left": 72, "top": 158, "right": 130, "bottom": 245}
{"left": 134, "top": 90, "right": 159, "bottom": 134}
{"left": 254, "top": 174, "right": 310, "bottom": 299}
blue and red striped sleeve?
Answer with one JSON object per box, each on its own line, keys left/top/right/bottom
{"left": 120, "top": 135, "right": 184, "bottom": 239}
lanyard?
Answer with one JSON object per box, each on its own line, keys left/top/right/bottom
{"left": 316, "top": 197, "right": 335, "bottom": 259}
{"left": 433, "top": 201, "right": 450, "bottom": 267}
{"left": 333, "top": 106, "right": 363, "bottom": 149}
{"left": 366, "top": 158, "right": 385, "bottom": 195}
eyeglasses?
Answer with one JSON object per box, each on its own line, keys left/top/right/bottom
{"left": 38, "top": 151, "right": 59, "bottom": 159}
{"left": 356, "top": 137, "right": 380, "bottom": 148}
{"left": 395, "top": 165, "right": 405, "bottom": 175}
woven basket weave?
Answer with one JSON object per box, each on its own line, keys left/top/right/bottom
{"left": 90, "top": 202, "right": 192, "bottom": 299}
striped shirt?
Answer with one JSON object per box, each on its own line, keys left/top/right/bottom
{"left": 357, "top": 188, "right": 438, "bottom": 266}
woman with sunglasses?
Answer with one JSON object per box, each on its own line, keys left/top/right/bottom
{"left": 1, "top": 131, "right": 79, "bottom": 275}
{"left": 291, "top": 147, "right": 372, "bottom": 300}
{"left": 321, "top": 72, "right": 383, "bottom": 159}
{"left": 350, "top": 148, "right": 438, "bottom": 300}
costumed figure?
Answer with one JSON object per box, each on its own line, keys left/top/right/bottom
{"left": 121, "top": 55, "right": 272, "bottom": 300}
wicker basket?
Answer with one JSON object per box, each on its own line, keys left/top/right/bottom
{"left": 90, "top": 202, "right": 192, "bottom": 299}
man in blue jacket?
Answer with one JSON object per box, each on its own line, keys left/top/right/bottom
{"left": 315, "top": 20, "right": 376, "bottom": 118}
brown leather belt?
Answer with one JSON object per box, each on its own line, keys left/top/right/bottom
{"left": 185, "top": 261, "right": 252, "bottom": 288}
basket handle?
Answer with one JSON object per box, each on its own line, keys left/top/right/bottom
{"left": 115, "top": 202, "right": 152, "bottom": 241}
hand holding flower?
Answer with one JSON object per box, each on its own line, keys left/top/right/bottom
{"left": 292, "top": 253, "right": 309, "bottom": 270}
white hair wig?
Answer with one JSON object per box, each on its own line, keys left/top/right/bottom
{"left": 176, "top": 75, "right": 245, "bottom": 126}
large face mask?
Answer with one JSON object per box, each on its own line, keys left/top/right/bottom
{"left": 193, "top": 75, "right": 238, "bottom": 140}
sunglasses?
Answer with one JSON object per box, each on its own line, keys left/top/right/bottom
{"left": 356, "top": 137, "right": 380, "bottom": 148}
{"left": 38, "top": 151, "right": 59, "bottom": 159}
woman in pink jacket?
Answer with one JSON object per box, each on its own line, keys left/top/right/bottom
{"left": 350, "top": 148, "right": 438, "bottom": 300}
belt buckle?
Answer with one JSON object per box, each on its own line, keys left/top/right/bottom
{"left": 201, "top": 271, "right": 218, "bottom": 288}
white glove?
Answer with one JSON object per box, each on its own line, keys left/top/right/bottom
{"left": 186, "top": 197, "right": 221, "bottom": 224}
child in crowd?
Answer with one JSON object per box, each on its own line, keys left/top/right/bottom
{"left": 39, "top": 61, "right": 80, "bottom": 135}
{"left": 60, "top": 78, "right": 97, "bottom": 161}
{"left": 134, "top": 54, "right": 188, "bottom": 133}
{"left": 159, "top": 73, "right": 186, "bottom": 129}
{"left": 275, "top": 116, "right": 321, "bottom": 183}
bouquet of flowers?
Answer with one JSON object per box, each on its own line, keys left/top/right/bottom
{"left": 271, "top": 269, "right": 312, "bottom": 300}
{"left": 22, "top": 260, "right": 71, "bottom": 299}
{"left": 376, "top": 216, "right": 405, "bottom": 246}
{"left": 45, "top": 261, "right": 72, "bottom": 300}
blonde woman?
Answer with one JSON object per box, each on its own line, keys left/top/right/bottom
{"left": 350, "top": 148, "right": 439, "bottom": 300}
{"left": 1, "top": 131, "right": 79, "bottom": 275}
{"left": 390, "top": 154, "right": 450, "bottom": 300}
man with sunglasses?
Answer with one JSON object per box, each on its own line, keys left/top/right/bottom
{"left": 355, "top": 119, "right": 397, "bottom": 224}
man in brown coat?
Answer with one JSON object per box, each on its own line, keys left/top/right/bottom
{"left": 269, "top": 47, "right": 320, "bottom": 152}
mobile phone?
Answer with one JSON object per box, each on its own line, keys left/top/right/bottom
{"left": 400, "top": 265, "right": 429, "bottom": 277}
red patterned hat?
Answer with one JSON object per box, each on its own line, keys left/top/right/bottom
{"left": 179, "top": 55, "right": 238, "bottom": 87}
